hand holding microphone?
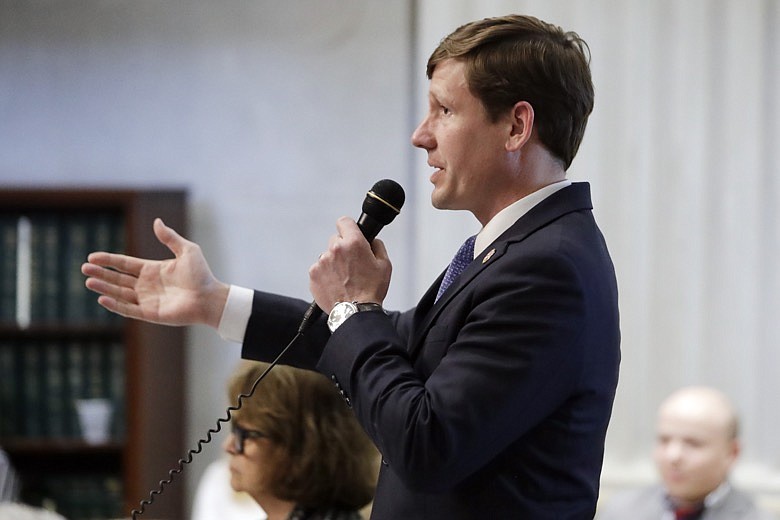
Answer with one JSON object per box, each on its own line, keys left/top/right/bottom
{"left": 299, "top": 179, "right": 405, "bottom": 334}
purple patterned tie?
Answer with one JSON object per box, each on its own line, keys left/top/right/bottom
{"left": 435, "top": 235, "right": 476, "bottom": 302}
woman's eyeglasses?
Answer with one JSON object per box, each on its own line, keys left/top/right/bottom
{"left": 231, "top": 421, "right": 266, "bottom": 454}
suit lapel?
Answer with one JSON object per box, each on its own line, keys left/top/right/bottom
{"left": 408, "top": 182, "right": 594, "bottom": 360}
{"left": 408, "top": 242, "right": 509, "bottom": 359}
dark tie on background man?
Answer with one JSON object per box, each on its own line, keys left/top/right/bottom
{"left": 435, "top": 235, "right": 476, "bottom": 303}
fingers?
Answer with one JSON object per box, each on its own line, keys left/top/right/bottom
{"left": 95, "top": 294, "right": 128, "bottom": 316}
{"left": 84, "top": 252, "right": 147, "bottom": 277}
{"left": 370, "top": 238, "right": 388, "bottom": 261}
{"left": 153, "top": 218, "right": 188, "bottom": 257}
{"left": 323, "top": 217, "right": 362, "bottom": 257}
{"left": 82, "top": 259, "right": 143, "bottom": 303}
{"left": 335, "top": 216, "right": 361, "bottom": 239}
{"left": 85, "top": 275, "right": 139, "bottom": 303}
{"left": 81, "top": 263, "right": 123, "bottom": 288}
{"left": 96, "top": 295, "right": 144, "bottom": 321}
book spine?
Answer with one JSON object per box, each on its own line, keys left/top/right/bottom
{"left": 62, "top": 215, "right": 91, "bottom": 324}
{"left": 43, "top": 341, "right": 66, "bottom": 438}
{"left": 0, "top": 215, "right": 17, "bottom": 324}
{"left": 15, "top": 217, "right": 31, "bottom": 329}
{"left": 0, "top": 341, "right": 17, "bottom": 438}
{"left": 29, "top": 214, "right": 61, "bottom": 324}
{"left": 22, "top": 341, "right": 43, "bottom": 437}
{"left": 86, "top": 341, "right": 104, "bottom": 399}
{"left": 109, "top": 341, "right": 126, "bottom": 440}
{"left": 65, "top": 340, "right": 84, "bottom": 438}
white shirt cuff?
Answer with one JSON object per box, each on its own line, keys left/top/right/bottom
{"left": 217, "top": 285, "right": 254, "bottom": 343}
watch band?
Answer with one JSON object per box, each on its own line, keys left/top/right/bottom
{"left": 353, "top": 302, "right": 384, "bottom": 313}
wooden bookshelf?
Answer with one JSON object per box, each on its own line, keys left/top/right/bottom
{"left": 0, "top": 187, "right": 187, "bottom": 519}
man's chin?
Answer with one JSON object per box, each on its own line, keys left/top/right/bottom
{"left": 430, "top": 191, "right": 453, "bottom": 210}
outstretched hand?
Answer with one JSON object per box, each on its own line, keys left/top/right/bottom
{"left": 81, "top": 218, "right": 229, "bottom": 328}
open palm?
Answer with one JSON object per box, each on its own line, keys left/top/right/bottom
{"left": 82, "top": 218, "right": 228, "bottom": 328}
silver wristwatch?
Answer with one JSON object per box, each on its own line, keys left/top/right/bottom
{"left": 327, "top": 301, "right": 384, "bottom": 333}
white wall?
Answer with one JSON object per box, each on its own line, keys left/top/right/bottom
{"left": 0, "top": 1, "right": 414, "bottom": 514}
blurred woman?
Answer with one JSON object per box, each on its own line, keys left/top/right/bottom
{"left": 224, "top": 361, "right": 378, "bottom": 520}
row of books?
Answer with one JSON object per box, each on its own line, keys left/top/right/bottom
{"left": 0, "top": 211, "right": 125, "bottom": 326}
{"left": 0, "top": 339, "right": 125, "bottom": 440}
{"left": 24, "top": 474, "right": 124, "bottom": 520}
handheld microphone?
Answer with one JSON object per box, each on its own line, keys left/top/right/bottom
{"left": 298, "top": 179, "right": 405, "bottom": 334}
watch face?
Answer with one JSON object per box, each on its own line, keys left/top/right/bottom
{"left": 328, "top": 302, "right": 358, "bottom": 332}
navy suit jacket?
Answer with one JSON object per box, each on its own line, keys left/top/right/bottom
{"left": 243, "top": 182, "right": 620, "bottom": 519}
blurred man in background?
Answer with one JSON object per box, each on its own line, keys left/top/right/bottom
{"left": 599, "top": 386, "right": 777, "bottom": 520}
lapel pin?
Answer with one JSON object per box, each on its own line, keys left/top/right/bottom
{"left": 482, "top": 248, "right": 496, "bottom": 264}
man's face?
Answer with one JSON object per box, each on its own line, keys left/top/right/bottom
{"left": 653, "top": 401, "right": 737, "bottom": 505}
{"left": 411, "top": 59, "right": 515, "bottom": 225}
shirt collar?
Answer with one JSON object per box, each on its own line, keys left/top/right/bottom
{"left": 473, "top": 180, "right": 572, "bottom": 258}
{"left": 664, "top": 481, "right": 732, "bottom": 514}
{"left": 704, "top": 480, "right": 732, "bottom": 508}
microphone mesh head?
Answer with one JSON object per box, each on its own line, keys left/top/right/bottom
{"left": 362, "top": 179, "right": 405, "bottom": 225}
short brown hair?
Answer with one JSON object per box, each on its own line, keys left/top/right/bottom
{"left": 229, "top": 361, "right": 378, "bottom": 510}
{"left": 427, "top": 14, "right": 594, "bottom": 169}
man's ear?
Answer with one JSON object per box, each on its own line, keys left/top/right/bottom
{"left": 506, "top": 101, "right": 534, "bottom": 152}
{"left": 728, "top": 438, "right": 741, "bottom": 465}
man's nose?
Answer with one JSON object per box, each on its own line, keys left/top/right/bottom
{"left": 663, "top": 441, "right": 684, "bottom": 462}
{"left": 411, "top": 117, "right": 434, "bottom": 150}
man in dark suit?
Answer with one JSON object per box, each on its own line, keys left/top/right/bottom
{"left": 83, "top": 14, "right": 620, "bottom": 519}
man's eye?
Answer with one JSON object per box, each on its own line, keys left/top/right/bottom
{"left": 441, "top": 105, "right": 450, "bottom": 115}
